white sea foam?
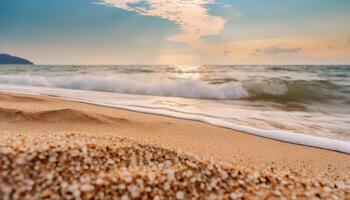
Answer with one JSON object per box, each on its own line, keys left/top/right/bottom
{"left": 0, "top": 83, "right": 349, "bottom": 154}
{"left": 110, "top": 106, "right": 350, "bottom": 154}
{"left": 0, "top": 75, "right": 250, "bottom": 99}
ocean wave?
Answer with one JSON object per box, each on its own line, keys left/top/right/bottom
{"left": 0, "top": 75, "right": 249, "bottom": 99}
{"left": 245, "top": 80, "right": 343, "bottom": 102}
{"left": 0, "top": 75, "right": 345, "bottom": 102}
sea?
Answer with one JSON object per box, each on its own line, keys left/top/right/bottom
{"left": 0, "top": 65, "right": 349, "bottom": 153}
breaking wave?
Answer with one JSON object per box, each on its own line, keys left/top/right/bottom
{"left": 244, "top": 80, "right": 344, "bottom": 102}
{"left": 0, "top": 75, "right": 345, "bottom": 102}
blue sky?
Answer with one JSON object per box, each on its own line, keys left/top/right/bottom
{"left": 0, "top": 0, "right": 349, "bottom": 64}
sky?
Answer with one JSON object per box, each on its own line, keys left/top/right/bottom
{"left": 0, "top": 0, "right": 349, "bottom": 65}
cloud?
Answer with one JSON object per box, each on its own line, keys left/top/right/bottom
{"left": 96, "top": 0, "right": 225, "bottom": 44}
{"left": 266, "top": 47, "right": 302, "bottom": 54}
{"left": 252, "top": 47, "right": 302, "bottom": 55}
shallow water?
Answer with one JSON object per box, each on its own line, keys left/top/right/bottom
{"left": 0, "top": 65, "right": 349, "bottom": 153}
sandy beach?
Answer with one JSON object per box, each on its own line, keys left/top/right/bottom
{"left": 1, "top": 92, "right": 349, "bottom": 199}
{"left": 2, "top": 0, "right": 350, "bottom": 198}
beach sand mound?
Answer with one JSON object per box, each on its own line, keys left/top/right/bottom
{"left": 0, "top": 107, "right": 126, "bottom": 124}
{"left": 0, "top": 133, "right": 349, "bottom": 200}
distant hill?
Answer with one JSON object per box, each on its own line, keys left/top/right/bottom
{"left": 0, "top": 54, "right": 33, "bottom": 64}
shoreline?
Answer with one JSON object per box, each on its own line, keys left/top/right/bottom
{"left": 0, "top": 91, "right": 349, "bottom": 178}
{"left": 1, "top": 84, "right": 349, "bottom": 154}
{"left": 46, "top": 94, "right": 350, "bottom": 155}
